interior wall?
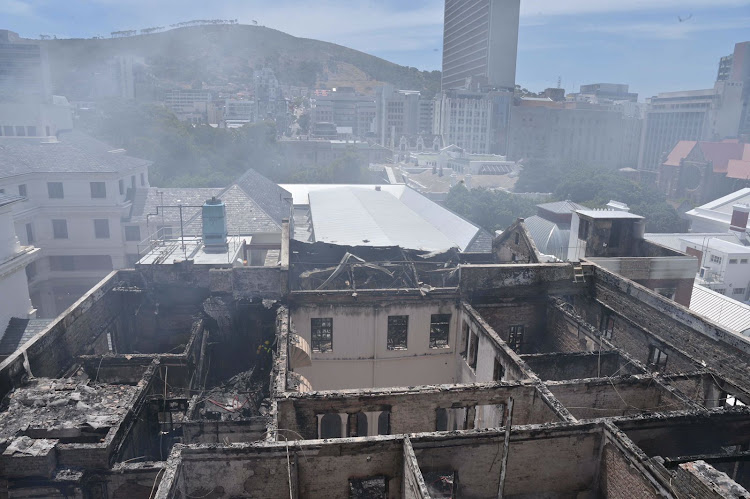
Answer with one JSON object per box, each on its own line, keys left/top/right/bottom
{"left": 292, "top": 300, "right": 458, "bottom": 390}
{"left": 472, "top": 300, "right": 547, "bottom": 354}
{"left": 548, "top": 379, "right": 689, "bottom": 420}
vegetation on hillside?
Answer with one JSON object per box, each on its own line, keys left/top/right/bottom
{"left": 42, "top": 24, "right": 441, "bottom": 96}
{"left": 79, "top": 101, "right": 370, "bottom": 187}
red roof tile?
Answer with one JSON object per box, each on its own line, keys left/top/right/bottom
{"left": 699, "top": 141, "right": 746, "bottom": 173}
{"left": 663, "top": 141, "right": 697, "bottom": 167}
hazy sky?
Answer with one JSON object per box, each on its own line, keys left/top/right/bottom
{"left": 3, "top": 0, "right": 749, "bottom": 99}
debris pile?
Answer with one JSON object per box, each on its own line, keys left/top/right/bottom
{"left": 196, "top": 368, "right": 265, "bottom": 421}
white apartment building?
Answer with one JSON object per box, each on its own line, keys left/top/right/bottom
{"left": 0, "top": 195, "right": 38, "bottom": 334}
{"left": 0, "top": 131, "right": 151, "bottom": 317}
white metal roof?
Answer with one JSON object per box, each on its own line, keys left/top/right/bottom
{"left": 575, "top": 209, "right": 643, "bottom": 219}
{"left": 283, "top": 184, "right": 483, "bottom": 251}
{"left": 690, "top": 284, "right": 750, "bottom": 336}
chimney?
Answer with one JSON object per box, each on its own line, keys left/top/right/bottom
{"left": 730, "top": 204, "right": 750, "bottom": 233}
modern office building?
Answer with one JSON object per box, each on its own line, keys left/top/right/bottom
{"left": 0, "top": 30, "right": 50, "bottom": 102}
{"left": 573, "top": 83, "right": 638, "bottom": 103}
{"left": 508, "top": 99, "right": 642, "bottom": 168}
{"left": 312, "top": 87, "right": 375, "bottom": 138}
{"left": 441, "top": 0, "right": 520, "bottom": 91}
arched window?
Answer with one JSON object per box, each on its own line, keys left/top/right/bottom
{"left": 377, "top": 411, "right": 390, "bottom": 435}
{"left": 320, "top": 413, "right": 342, "bottom": 439}
{"left": 356, "top": 412, "right": 368, "bottom": 437}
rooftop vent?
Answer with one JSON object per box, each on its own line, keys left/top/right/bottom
{"left": 202, "top": 196, "right": 228, "bottom": 253}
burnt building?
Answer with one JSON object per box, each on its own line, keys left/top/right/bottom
{"left": 0, "top": 215, "right": 750, "bottom": 498}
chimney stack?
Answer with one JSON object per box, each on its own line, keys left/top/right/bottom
{"left": 730, "top": 204, "right": 750, "bottom": 233}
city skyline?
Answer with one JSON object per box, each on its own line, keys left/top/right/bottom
{"left": 2, "top": 0, "right": 749, "bottom": 99}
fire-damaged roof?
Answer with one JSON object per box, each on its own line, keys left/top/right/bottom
{"left": 289, "top": 240, "right": 488, "bottom": 291}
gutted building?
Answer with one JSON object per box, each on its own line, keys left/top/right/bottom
{"left": 1, "top": 220, "right": 750, "bottom": 497}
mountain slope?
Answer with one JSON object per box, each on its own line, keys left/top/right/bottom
{"left": 40, "top": 24, "right": 441, "bottom": 97}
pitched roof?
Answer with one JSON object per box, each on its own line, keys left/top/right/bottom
{"left": 129, "top": 170, "right": 292, "bottom": 236}
{"left": 536, "top": 200, "right": 585, "bottom": 215}
{"left": 663, "top": 141, "right": 697, "bottom": 167}
{"left": 0, "top": 130, "right": 152, "bottom": 178}
{"left": 233, "top": 169, "right": 293, "bottom": 228}
{"left": 700, "top": 141, "right": 746, "bottom": 173}
{"left": 523, "top": 215, "right": 570, "bottom": 261}
{"left": 0, "top": 318, "right": 53, "bottom": 357}
{"left": 690, "top": 285, "right": 750, "bottom": 336}
{"left": 726, "top": 144, "right": 750, "bottom": 180}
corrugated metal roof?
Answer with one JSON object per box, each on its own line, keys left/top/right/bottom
{"left": 524, "top": 215, "right": 570, "bottom": 260}
{"left": 304, "top": 185, "right": 484, "bottom": 252}
{"left": 536, "top": 200, "right": 585, "bottom": 214}
{"left": 690, "top": 285, "right": 750, "bottom": 335}
{"left": 576, "top": 209, "right": 643, "bottom": 219}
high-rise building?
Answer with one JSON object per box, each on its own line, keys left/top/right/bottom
{"left": 726, "top": 41, "right": 750, "bottom": 135}
{"left": 441, "top": 0, "right": 520, "bottom": 91}
{"left": 433, "top": 88, "right": 512, "bottom": 154}
{"left": 375, "top": 86, "right": 422, "bottom": 147}
{"left": 0, "top": 30, "right": 50, "bottom": 102}
{"left": 507, "top": 99, "right": 642, "bottom": 168}
{"left": 637, "top": 81, "right": 744, "bottom": 182}
{"left": 717, "top": 54, "right": 734, "bottom": 82}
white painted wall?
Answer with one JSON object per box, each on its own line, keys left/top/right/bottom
{"left": 0, "top": 202, "right": 37, "bottom": 334}
{"left": 292, "top": 300, "right": 458, "bottom": 390}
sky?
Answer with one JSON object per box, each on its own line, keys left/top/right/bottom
{"left": 2, "top": 0, "right": 749, "bottom": 99}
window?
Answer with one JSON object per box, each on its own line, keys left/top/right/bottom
{"left": 460, "top": 321, "right": 470, "bottom": 359}
{"left": 140, "top": 173, "right": 145, "bottom": 186}
{"left": 435, "top": 407, "right": 468, "bottom": 431}
{"left": 52, "top": 219, "right": 68, "bottom": 239}
{"left": 26, "top": 126, "right": 36, "bottom": 136}
{"left": 429, "top": 314, "right": 451, "bottom": 349}
{"left": 578, "top": 218, "right": 590, "bottom": 239}
{"left": 733, "top": 288, "right": 746, "bottom": 296}
{"left": 25, "top": 223, "right": 34, "bottom": 244}
{"left": 49, "top": 255, "right": 75, "bottom": 271}
{"left": 47, "top": 182, "right": 64, "bottom": 199}
{"left": 15, "top": 126, "right": 25, "bottom": 136}
{"left": 710, "top": 254, "right": 723, "bottom": 264}
{"left": 514, "top": 232, "right": 520, "bottom": 244}
{"left": 742, "top": 259, "right": 748, "bottom": 264}
{"left": 158, "top": 226, "right": 173, "bottom": 238}
{"left": 601, "top": 314, "right": 615, "bottom": 339}
{"left": 387, "top": 315, "right": 408, "bottom": 350}
{"left": 508, "top": 325, "right": 524, "bottom": 352}
{"left": 729, "top": 259, "right": 738, "bottom": 264}
{"left": 319, "top": 413, "right": 342, "bottom": 439}
{"left": 90, "top": 182, "right": 106, "bottom": 199}
{"left": 648, "top": 346, "right": 668, "bottom": 370}
{"left": 118, "top": 179, "right": 125, "bottom": 196}
{"left": 715, "top": 288, "right": 727, "bottom": 295}
{"left": 25, "top": 261, "right": 37, "bottom": 279}
{"left": 2, "top": 126, "right": 12, "bottom": 136}
{"left": 377, "top": 411, "right": 390, "bottom": 435}
{"left": 131, "top": 175, "right": 136, "bottom": 188}
{"left": 311, "top": 318, "right": 333, "bottom": 352}
{"left": 124, "top": 226, "right": 141, "bottom": 242}
{"left": 18, "top": 184, "right": 27, "bottom": 198}
{"left": 493, "top": 358, "right": 505, "bottom": 381}
{"left": 468, "top": 332, "right": 479, "bottom": 369}
{"left": 93, "top": 219, "right": 110, "bottom": 239}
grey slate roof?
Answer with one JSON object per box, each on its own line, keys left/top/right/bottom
{"left": 129, "top": 169, "right": 292, "bottom": 236}
{"left": 0, "top": 318, "right": 53, "bottom": 357}
{"left": 129, "top": 188, "right": 223, "bottom": 225}
{"left": 233, "top": 169, "right": 293, "bottom": 228}
{"left": 0, "top": 130, "right": 152, "bottom": 178}
{"left": 464, "top": 229, "right": 493, "bottom": 253}
{"left": 536, "top": 200, "right": 585, "bottom": 214}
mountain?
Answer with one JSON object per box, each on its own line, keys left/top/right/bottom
{"left": 39, "top": 24, "right": 441, "bottom": 98}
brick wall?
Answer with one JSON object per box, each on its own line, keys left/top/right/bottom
{"left": 599, "top": 441, "right": 660, "bottom": 498}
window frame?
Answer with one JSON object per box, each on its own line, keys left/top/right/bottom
{"left": 18, "top": 184, "right": 27, "bottom": 198}
{"left": 508, "top": 325, "right": 525, "bottom": 352}
{"left": 47, "top": 182, "right": 64, "bottom": 199}
{"left": 648, "top": 345, "right": 668, "bottom": 370}
{"left": 124, "top": 225, "right": 141, "bottom": 242}
{"left": 93, "top": 219, "right": 110, "bottom": 239}
{"left": 51, "top": 219, "right": 68, "bottom": 239}
{"left": 386, "top": 315, "right": 408, "bottom": 350}
{"left": 311, "top": 317, "right": 333, "bottom": 353}
{"left": 429, "top": 313, "right": 451, "bottom": 349}
{"left": 90, "top": 181, "right": 107, "bottom": 199}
